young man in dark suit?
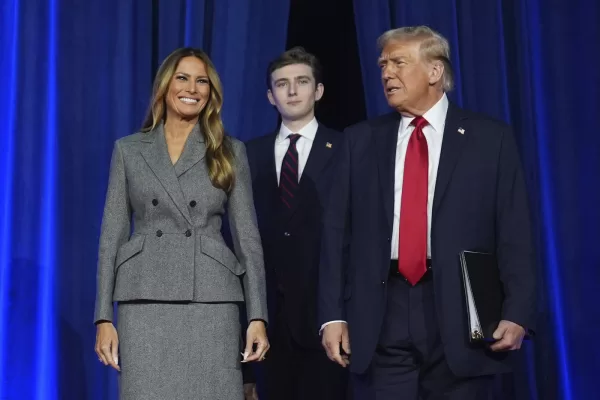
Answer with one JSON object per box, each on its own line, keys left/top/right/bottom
{"left": 245, "top": 47, "right": 348, "bottom": 400}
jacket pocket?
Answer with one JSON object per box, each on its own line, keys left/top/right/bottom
{"left": 200, "top": 235, "right": 245, "bottom": 275}
{"left": 115, "top": 234, "right": 146, "bottom": 270}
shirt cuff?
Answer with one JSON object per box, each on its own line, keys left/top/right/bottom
{"left": 319, "top": 320, "right": 347, "bottom": 335}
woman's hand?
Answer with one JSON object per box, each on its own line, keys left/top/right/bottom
{"left": 242, "top": 320, "right": 269, "bottom": 363}
{"left": 95, "top": 321, "right": 120, "bottom": 371}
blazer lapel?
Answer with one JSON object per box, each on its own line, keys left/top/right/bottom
{"left": 301, "top": 126, "right": 336, "bottom": 183}
{"left": 261, "top": 133, "right": 287, "bottom": 227}
{"left": 374, "top": 113, "right": 401, "bottom": 235}
{"left": 267, "top": 133, "right": 279, "bottom": 191}
{"left": 174, "top": 124, "right": 206, "bottom": 177}
{"left": 262, "top": 132, "right": 280, "bottom": 213}
{"left": 281, "top": 126, "right": 337, "bottom": 220}
{"left": 432, "top": 103, "right": 468, "bottom": 218}
{"left": 140, "top": 123, "right": 193, "bottom": 225}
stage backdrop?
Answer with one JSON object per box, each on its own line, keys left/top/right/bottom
{"left": 0, "top": 0, "right": 290, "bottom": 399}
{"left": 352, "top": 1, "right": 600, "bottom": 399}
{"left": 2, "top": 0, "right": 598, "bottom": 399}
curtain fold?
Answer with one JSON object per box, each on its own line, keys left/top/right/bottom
{"left": 0, "top": 1, "right": 290, "bottom": 399}
{"left": 352, "top": 1, "right": 600, "bottom": 399}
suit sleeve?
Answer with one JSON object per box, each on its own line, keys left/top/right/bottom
{"left": 94, "top": 141, "right": 131, "bottom": 323}
{"left": 241, "top": 361, "right": 256, "bottom": 384}
{"left": 495, "top": 127, "right": 536, "bottom": 333}
{"left": 318, "top": 128, "right": 352, "bottom": 326}
{"left": 228, "top": 140, "right": 268, "bottom": 323}
{"left": 244, "top": 139, "right": 258, "bottom": 182}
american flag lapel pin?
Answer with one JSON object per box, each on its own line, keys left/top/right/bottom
{"left": 326, "top": 142, "right": 332, "bottom": 148}
{"left": 458, "top": 127, "right": 465, "bottom": 135}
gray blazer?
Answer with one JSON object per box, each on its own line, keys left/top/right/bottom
{"left": 94, "top": 123, "right": 267, "bottom": 324}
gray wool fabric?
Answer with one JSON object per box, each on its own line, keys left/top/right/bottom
{"left": 94, "top": 122, "right": 267, "bottom": 398}
{"left": 117, "top": 302, "right": 244, "bottom": 400}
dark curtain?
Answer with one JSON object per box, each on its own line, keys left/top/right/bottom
{"left": 352, "top": 1, "right": 600, "bottom": 399}
{"left": 0, "top": 1, "right": 290, "bottom": 399}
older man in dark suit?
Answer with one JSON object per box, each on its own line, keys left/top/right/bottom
{"left": 319, "top": 26, "right": 535, "bottom": 399}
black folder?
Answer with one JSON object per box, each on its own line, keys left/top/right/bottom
{"left": 459, "top": 251, "right": 504, "bottom": 343}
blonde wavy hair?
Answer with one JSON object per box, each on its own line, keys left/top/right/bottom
{"left": 141, "top": 48, "right": 235, "bottom": 192}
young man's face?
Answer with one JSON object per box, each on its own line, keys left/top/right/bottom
{"left": 268, "top": 63, "right": 323, "bottom": 123}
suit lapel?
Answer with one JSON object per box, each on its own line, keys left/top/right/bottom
{"left": 267, "top": 133, "right": 279, "bottom": 191}
{"left": 174, "top": 124, "right": 206, "bottom": 178}
{"left": 301, "top": 126, "right": 335, "bottom": 183}
{"left": 140, "top": 123, "right": 193, "bottom": 225}
{"left": 282, "top": 125, "right": 337, "bottom": 220}
{"left": 264, "top": 133, "right": 282, "bottom": 218}
{"left": 374, "top": 113, "right": 401, "bottom": 235}
{"left": 258, "top": 133, "right": 288, "bottom": 229}
{"left": 432, "top": 103, "right": 468, "bottom": 218}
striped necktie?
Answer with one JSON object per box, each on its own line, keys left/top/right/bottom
{"left": 280, "top": 133, "right": 301, "bottom": 208}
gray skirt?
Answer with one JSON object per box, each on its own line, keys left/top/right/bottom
{"left": 117, "top": 301, "right": 243, "bottom": 400}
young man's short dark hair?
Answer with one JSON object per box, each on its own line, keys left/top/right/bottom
{"left": 266, "top": 46, "right": 323, "bottom": 89}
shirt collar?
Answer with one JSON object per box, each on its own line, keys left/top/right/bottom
{"left": 399, "top": 93, "right": 449, "bottom": 134}
{"left": 277, "top": 117, "right": 319, "bottom": 142}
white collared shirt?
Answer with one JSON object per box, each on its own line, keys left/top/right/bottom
{"left": 274, "top": 117, "right": 319, "bottom": 184}
{"left": 321, "top": 94, "right": 450, "bottom": 332}
{"left": 391, "top": 93, "right": 449, "bottom": 259}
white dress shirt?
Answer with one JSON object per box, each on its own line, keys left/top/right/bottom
{"left": 391, "top": 93, "right": 448, "bottom": 259}
{"left": 321, "top": 94, "right": 449, "bottom": 332}
{"left": 275, "top": 117, "right": 319, "bottom": 184}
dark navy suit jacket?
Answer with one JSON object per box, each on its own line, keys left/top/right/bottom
{"left": 318, "top": 103, "right": 536, "bottom": 377}
{"left": 247, "top": 124, "right": 343, "bottom": 349}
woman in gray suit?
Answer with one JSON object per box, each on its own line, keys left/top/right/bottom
{"left": 93, "top": 47, "right": 269, "bottom": 400}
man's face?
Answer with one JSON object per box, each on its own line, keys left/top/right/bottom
{"left": 268, "top": 63, "right": 323, "bottom": 122}
{"left": 379, "top": 40, "right": 433, "bottom": 114}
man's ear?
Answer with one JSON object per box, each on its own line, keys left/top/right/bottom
{"left": 315, "top": 83, "right": 324, "bottom": 101}
{"left": 267, "top": 89, "right": 276, "bottom": 106}
{"left": 428, "top": 60, "right": 444, "bottom": 86}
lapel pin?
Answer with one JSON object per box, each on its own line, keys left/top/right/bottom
{"left": 326, "top": 142, "right": 332, "bottom": 148}
{"left": 458, "top": 127, "right": 465, "bottom": 135}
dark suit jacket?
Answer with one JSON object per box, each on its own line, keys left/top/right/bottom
{"left": 246, "top": 124, "right": 343, "bottom": 349}
{"left": 319, "top": 103, "right": 536, "bottom": 376}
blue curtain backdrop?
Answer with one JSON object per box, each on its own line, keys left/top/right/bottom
{"left": 0, "top": 0, "right": 290, "bottom": 399}
{"left": 353, "top": 1, "right": 600, "bottom": 399}
{"left": 2, "top": 0, "right": 598, "bottom": 399}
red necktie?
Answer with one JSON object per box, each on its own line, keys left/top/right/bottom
{"left": 398, "top": 116, "right": 429, "bottom": 285}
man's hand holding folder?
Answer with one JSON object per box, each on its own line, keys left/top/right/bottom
{"left": 490, "top": 320, "right": 527, "bottom": 351}
{"left": 459, "top": 250, "right": 529, "bottom": 351}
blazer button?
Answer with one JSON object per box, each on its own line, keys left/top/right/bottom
{"left": 189, "top": 200, "right": 197, "bottom": 208}
{"left": 185, "top": 230, "right": 192, "bottom": 237}
{"left": 156, "top": 230, "right": 163, "bottom": 237}
{"left": 152, "top": 199, "right": 158, "bottom": 206}
{"left": 284, "top": 232, "right": 291, "bottom": 237}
